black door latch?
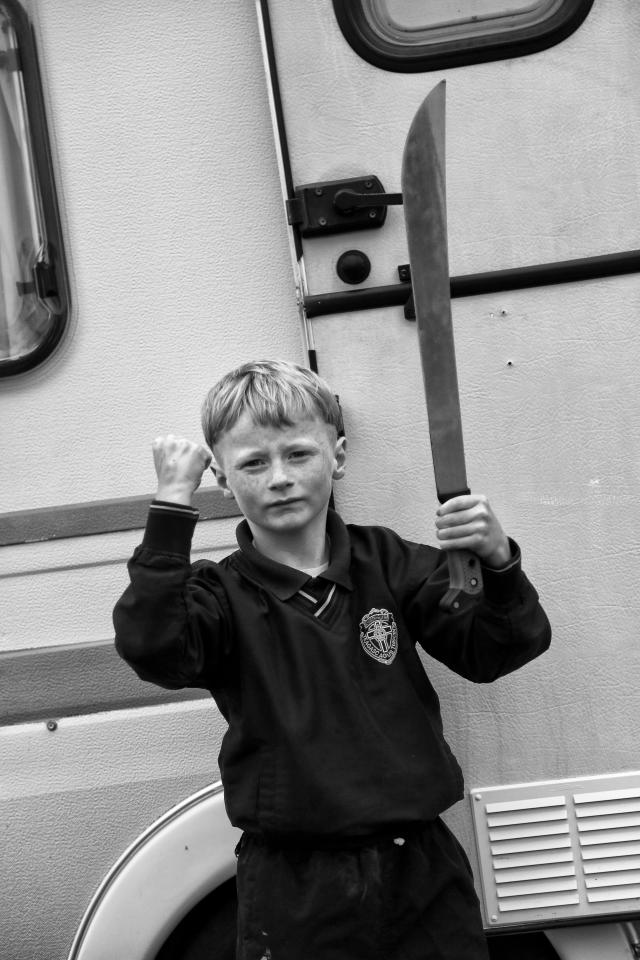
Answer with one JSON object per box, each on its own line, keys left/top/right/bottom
{"left": 287, "top": 175, "right": 402, "bottom": 238}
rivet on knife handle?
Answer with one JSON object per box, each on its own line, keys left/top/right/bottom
{"left": 440, "top": 550, "right": 483, "bottom": 613}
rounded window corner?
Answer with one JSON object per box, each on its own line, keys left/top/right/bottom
{"left": 0, "top": 0, "right": 70, "bottom": 377}
{"left": 333, "top": 0, "right": 595, "bottom": 74}
{"left": 0, "top": 300, "right": 70, "bottom": 378}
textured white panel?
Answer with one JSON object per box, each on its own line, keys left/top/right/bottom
{"left": 1, "top": 0, "right": 301, "bottom": 513}
{"left": 266, "top": 0, "right": 640, "bottom": 916}
{"left": 1, "top": 6, "right": 292, "bottom": 958}
{"left": 0, "top": 701, "right": 227, "bottom": 959}
{"left": 0, "top": 517, "right": 238, "bottom": 652}
{"left": 3, "top": 0, "right": 640, "bottom": 955}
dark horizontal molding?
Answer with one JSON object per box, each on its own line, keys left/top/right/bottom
{"left": 0, "top": 639, "right": 208, "bottom": 726}
{"left": 304, "top": 249, "right": 640, "bottom": 318}
{"left": 0, "top": 488, "right": 242, "bottom": 547}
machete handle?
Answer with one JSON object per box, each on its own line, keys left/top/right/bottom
{"left": 440, "top": 549, "right": 483, "bottom": 613}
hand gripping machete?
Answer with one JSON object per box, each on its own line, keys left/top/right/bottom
{"left": 401, "top": 81, "right": 483, "bottom": 613}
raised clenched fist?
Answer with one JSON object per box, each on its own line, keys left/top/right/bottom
{"left": 152, "top": 435, "right": 212, "bottom": 506}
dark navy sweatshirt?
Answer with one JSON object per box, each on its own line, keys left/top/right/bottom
{"left": 113, "top": 506, "right": 550, "bottom": 838}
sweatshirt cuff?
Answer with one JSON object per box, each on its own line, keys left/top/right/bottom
{"left": 141, "top": 500, "right": 199, "bottom": 555}
{"left": 480, "top": 538, "right": 522, "bottom": 604}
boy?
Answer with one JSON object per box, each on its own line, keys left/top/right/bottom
{"left": 113, "top": 359, "right": 551, "bottom": 960}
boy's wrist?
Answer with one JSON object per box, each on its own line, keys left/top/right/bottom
{"left": 482, "top": 536, "right": 512, "bottom": 570}
{"left": 155, "top": 483, "right": 196, "bottom": 507}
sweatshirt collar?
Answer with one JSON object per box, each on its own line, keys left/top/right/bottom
{"left": 234, "top": 509, "right": 353, "bottom": 600}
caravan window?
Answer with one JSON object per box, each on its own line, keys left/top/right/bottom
{"left": 333, "top": 0, "right": 594, "bottom": 72}
{"left": 0, "top": 1, "right": 68, "bottom": 377}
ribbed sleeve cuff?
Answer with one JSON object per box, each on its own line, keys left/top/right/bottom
{"left": 480, "top": 538, "right": 522, "bottom": 604}
{"left": 140, "top": 500, "right": 199, "bottom": 555}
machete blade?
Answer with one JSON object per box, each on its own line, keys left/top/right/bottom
{"left": 401, "top": 81, "right": 483, "bottom": 612}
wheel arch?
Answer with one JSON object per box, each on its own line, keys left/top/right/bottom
{"left": 68, "top": 781, "right": 241, "bottom": 960}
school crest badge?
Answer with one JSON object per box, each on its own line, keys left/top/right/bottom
{"left": 359, "top": 608, "right": 398, "bottom": 665}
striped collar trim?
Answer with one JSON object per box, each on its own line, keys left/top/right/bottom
{"left": 233, "top": 509, "right": 353, "bottom": 600}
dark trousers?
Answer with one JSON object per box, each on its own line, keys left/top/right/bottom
{"left": 235, "top": 819, "right": 490, "bottom": 960}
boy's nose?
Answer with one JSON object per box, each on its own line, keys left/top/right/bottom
{"left": 268, "top": 463, "right": 291, "bottom": 489}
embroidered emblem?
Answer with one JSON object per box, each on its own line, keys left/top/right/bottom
{"left": 359, "top": 608, "right": 398, "bottom": 665}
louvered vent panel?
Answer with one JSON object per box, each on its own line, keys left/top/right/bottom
{"left": 575, "top": 786, "right": 640, "bottom": 904}
{"left": 485, "top": 794, "right": 578, "bottom": 914}
{"left": 470, "top": 771, "right": 640, "bottom": 930}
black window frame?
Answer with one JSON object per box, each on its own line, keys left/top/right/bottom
{"left": 0, "top": 0, "right": 69, "bottom": 377}
{"left": 332, "top": 0, "right": 595, "bottom": 73}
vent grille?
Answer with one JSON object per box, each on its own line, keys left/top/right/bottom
{"left": 487, "top": 794, "right": 578, "bottom": 913}
{"left": 471, "top": 771, "right": 640, "bottom": 929}
{"left": 575, "top": 786, "right": 640, "bottom": 904}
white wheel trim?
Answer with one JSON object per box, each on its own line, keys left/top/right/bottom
{"left": 68, "top": 781, "right": 242, "bottom": 960}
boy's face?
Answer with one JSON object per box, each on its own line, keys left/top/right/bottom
{"left": 212, "top": 411, "right": 346, "bottom": 541}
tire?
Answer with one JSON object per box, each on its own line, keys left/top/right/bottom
{"left": 155, "top": 876, "right": 237, "bottom": 960}
{"left": 487, "top": 930, "right": 561, "bottom": 960}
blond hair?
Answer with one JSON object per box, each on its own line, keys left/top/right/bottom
{"left": 201, "top": 360, "right": 343, "bottom": 449}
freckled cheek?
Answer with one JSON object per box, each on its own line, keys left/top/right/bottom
{"left": 311, "top": 465, "right": 335, "bottom": 495}
{"left": 228, "top": 475, "right": 263, "bottom": 503}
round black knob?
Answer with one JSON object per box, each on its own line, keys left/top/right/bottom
{"left": 336, "top": 250, "right": 371, "bottom": 285}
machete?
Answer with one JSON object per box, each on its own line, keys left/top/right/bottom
{"left": 401, "top": 81, "right": 483, "bottom": 612}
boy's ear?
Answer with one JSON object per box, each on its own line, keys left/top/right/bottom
{"left": 210, "top": 461, "right": 235, "bottom": 499}
{"left": 332, "top": 435, "right": 347, "bottom": 481}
